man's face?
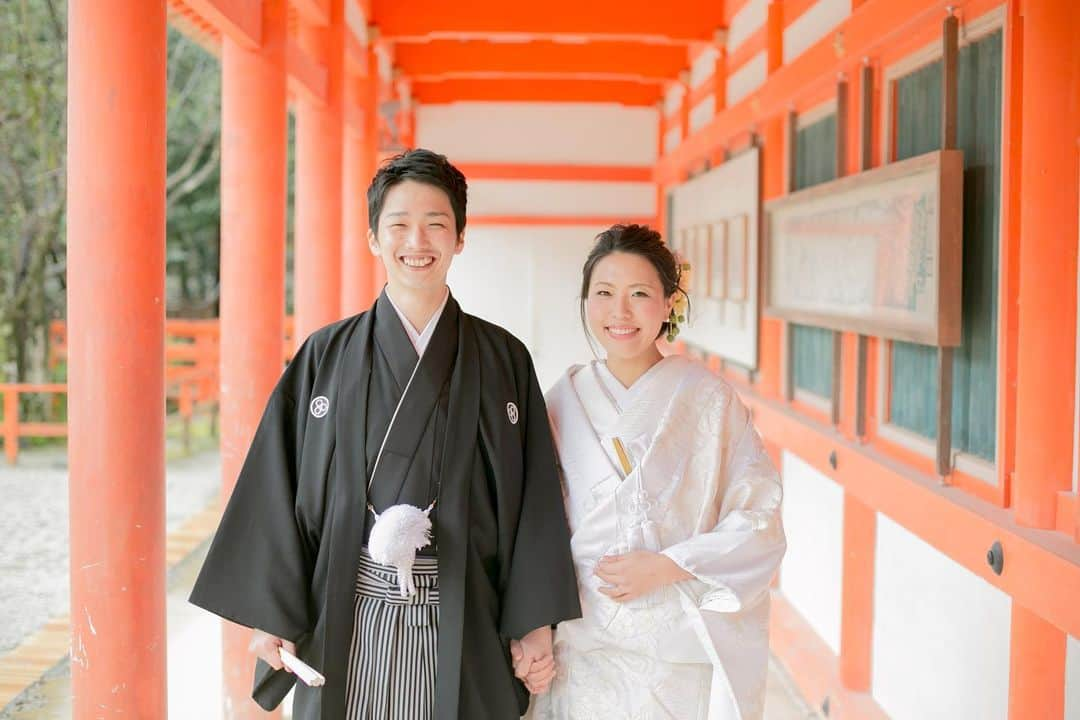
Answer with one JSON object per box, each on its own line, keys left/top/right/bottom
{"left": 369, "top": 179, "right": 464, "bottom": 295}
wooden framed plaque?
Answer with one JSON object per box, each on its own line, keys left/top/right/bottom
{"left": 763, "top": 149, "right": 963, "bottom": 346}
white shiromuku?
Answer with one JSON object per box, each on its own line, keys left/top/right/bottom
{"left": 529, "top": 355, "right": 786, "bottom": 720}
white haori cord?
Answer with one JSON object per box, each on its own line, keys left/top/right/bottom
{"left": 365, "top": 356, "right": 438, "bottom": 597}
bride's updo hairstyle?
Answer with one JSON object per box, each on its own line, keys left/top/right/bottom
{"left": 579, "top": 223, "right": 689, "bottom": 342}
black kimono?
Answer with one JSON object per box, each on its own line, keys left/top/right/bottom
{"left": 190, "top": 291, "right": 582, "bottom": 719}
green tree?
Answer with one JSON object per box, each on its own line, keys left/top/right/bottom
{"left": 165, "top": 26, "right": 222, "bottom": 318}
{"left": 0, "top": 0, "right": 67, "bottom": 383}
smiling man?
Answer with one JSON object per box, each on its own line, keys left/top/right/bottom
{"left": 190, "top": 149, "right": 581, "bottom": 720}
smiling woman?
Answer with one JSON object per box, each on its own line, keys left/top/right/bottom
{"left": 529, "top": 223, "right": 786, "bottom": 720}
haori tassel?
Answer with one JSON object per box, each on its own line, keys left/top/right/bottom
{"left": 367, "top": 503, "right": 434, "bottom": 597}
{"left": 640, "top": 519, "right": 662, "bottom": 552}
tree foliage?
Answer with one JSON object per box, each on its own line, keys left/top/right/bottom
{"left": 0, "top": 0, "right": 67, "bottom": 383}
{"left": 0, "top": 2, "right": 227, "bottom": 384}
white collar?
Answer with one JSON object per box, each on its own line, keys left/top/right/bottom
{"left": 384, "top": 287, "right": 450, "bottom": 358}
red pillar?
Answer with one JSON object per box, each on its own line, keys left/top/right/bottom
{"left": 1008, "top": 3, "right": 1078, "bottom": 717}
{"left": 295, "top": 0, "right": 345, "bottom": 343}
{"left": 220, "top": 1, "right": 288, "bottom": 717}
{"left": 1013, "top": 0, "right": 1080, "bottom": 529}
{"left": 341, "top": 55, "right": 377, "bottom": 315}
{"left": 67, "top": 2, "right": 167, "bottom": 718}
{"left": 370, "top": 55, "right": 388, "bottom": 295}
{"left": 1008, "top": 604, "right": 1066, "bottom": 719}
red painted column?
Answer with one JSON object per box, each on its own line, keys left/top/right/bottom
{"left": 755, "top": 116, "right": 785, "bottom": 399}
{"left": 1008, "top": 604, "right": 1066, "bottom": 719}
{"left": 295, "top": 0, "right": 345, "bottom": 343}
{"left": 67, "top": 2, "right": 167, "bottom": 718}
{"left": 1009, "top": 2, "right": 1077, "bottom": 717}
{"left": 341, "top": 62, "right": 376, "bottom": 315}
{"left": 370, "top": 54, "right": 388, "bottom": 295}
{"left": 766, "top": 1, "right": 784, "bottom": 75}
{"left": 1013, "top": 0, "right": 1079, "bottom": 528}
{"left": 838, "top": 497, "right": 875, "bottom": 691}
{"left": 220, "top": 1, "right": 288, "bottom": 717}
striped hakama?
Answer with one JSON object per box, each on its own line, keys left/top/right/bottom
{"left": 345, "top": 547, "right": 440, "bottom": 720}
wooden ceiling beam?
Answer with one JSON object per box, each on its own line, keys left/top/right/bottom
{"left": 182, "top": 0, "right": 261, "bottom": 48}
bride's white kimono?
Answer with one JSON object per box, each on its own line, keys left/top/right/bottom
{"left": 529, "top": 356, "right": 785, "bottom": 720}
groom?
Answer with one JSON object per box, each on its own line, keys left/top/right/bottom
{"left": 190, "top": 149, "right": 579, "bottom": 719}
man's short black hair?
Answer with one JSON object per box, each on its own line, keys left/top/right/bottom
{"left": 367, "top": 148, "right": 468, "bottom": 234}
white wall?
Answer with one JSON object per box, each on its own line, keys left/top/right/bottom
{"left": 468, "top": 179, "right": 655, "bottom": 218}
{"left": 727, "top": 0, "right": 769, "bottom": 53}
{"left": 448, "top": 226, "right": 597, "bottom": 391}
{"left": 415, "top": 102, "right": 658, "bottom": 166}
{"left": 783, "top": 0, "right": 850, "bottom": 64}
{"left": 872, "top": 515, "right": 1012, "bottom": 720}
{"left": 418, "top": 101, "right": 658, "bottom": 390}
{"left": 779, "top": 451, "right": 845, "bottom": 654}
{"left": 1067, "top": 635, "right": 1080, "bottom": 720}
{"left": 727, "top": 51, "right": 768, "bottom": 106}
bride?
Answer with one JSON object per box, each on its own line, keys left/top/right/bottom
{"left": 518, "top": 224, "right": 786, "bottom": 720}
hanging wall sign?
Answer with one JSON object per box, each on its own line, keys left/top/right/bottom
{"left": 763, "top": 149, "right": 964, "bottom": 346}
{"left": 669, "top": 146, "right": 761, "bottom": 369}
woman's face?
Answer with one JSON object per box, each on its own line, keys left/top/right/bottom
{"left": 585, "top": 251, "right": 674, "bottom": 363}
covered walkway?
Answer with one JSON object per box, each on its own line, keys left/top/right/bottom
{"left": 59, "top": 0, "right": 1080, "bottom": 719}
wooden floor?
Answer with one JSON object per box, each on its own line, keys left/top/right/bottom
{"left": 0, "top": 502, "right": 221, "bottom": 710}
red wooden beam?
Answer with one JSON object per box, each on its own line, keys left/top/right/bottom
{"left": 287, "top": 38, "right": 329, "bottom": 105}
{"left": 182, "top": 0, "right": 261, "bottom": 48}
{"left": 292, "top": 0, "right": 330, "bottom": 26}
{"left": 469, "top": 215, "right": 657, "bottom": 227}
{"left": 656, "top": 0, "right": 959, "bottom": 183}
{"left": 371, "top": 0, "right": 724, "bottom": 43}
{"left": 394, "top": 40, "right": 687, "bottom": 80}
{"left": 412, "top": 77, "right": 662, "bottom": 105}
{"left": 456, "top": 163, "right": 653, "bottom": 182}
{"left": 744, "top": 390, "right": 1080, "bottom": 641}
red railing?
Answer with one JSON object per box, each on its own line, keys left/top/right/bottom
{"left": 1, "top": 318, "right": 295, "bottom": 463}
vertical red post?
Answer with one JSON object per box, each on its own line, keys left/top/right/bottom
{"left": 678, "top": 75, "right": 691, "bottom": 144}
{"left": 1013, "top": 0, "right": 1079, "bottom": 528}
{"left": 220, "top": 1, "right": 288, "bottom": 717}
{"left": 341, "top": 56, "right": 376, "bottom": 315}
{"left": 1009, "top": 2, "right": 1077, "bottom": 716}
{"left": 3, "top": 389, "right": 17, "bottom": 464}
{"left": 1008, "top": 604, "right": 1066, "bottom": 719}
{"left": 370, "top": 53, "right": 388, "bottom": 295}
{"left": 838, "top": 496, "right": 875, "bottom": 691}
{"left": 295, "top": 0, "right": 346, "bottom": 343}
{"left": 766, "top": 1, "right": 785, "bottom": 75}
{"left": 67, "top": 2, "right": 167, "bottom": 717}
{"left": 756, "top": 115, "right": 785, "bottom": 399}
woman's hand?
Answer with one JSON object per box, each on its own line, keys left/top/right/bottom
{"left": 249, "top": 629, "right": 296, "bottom": 672}
{"left": 595, "top": 550, "right": 693, "bottom": 603}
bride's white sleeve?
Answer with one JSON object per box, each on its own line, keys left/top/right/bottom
{"left": 659, "top": 396, "right": 786, "bottom": 613}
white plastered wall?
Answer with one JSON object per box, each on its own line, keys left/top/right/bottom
{"left": 418, "top": 102, "right": 657, "bottom": 390}
{"left": 415, "top": 102, "right": 658, "bottom": 166}
{"left": 783, "top": 0, "right": 850, "bottom": 64}
{"left": 1067, "top": 635, "right": 1080, "bottom": 720}
{"left": 779, "top": 451, "right": 844, "bottom": 654}
{"left": 448, "top": 226, "right": 598, "bottom": 391}
{"left": 872, "top": 515, "right": 1011, "bottom": 720}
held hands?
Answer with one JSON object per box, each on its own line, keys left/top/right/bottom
{"left": 249, "top": 629, "right": 296, "bottom": 672}
{"left": 595, "top": 550, "right": 693, "bottom": 603}
{"left": 510, "top": 625, "right": 555, "bottom": 695}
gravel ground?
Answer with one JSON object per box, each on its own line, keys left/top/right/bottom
{"left": 0, "top": 447, "right": 221, "bottom": 655}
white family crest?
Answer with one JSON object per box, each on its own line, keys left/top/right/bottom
{"left": 309, "top": 395, "right": 330, "bottom": 418}
{"left": 506, "top": 402, "right": 519, "bottom": 425}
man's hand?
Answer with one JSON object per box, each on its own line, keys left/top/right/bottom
{"left": 510, "top": 626, "right": 555, "bottom": 694}
{"left": 595, "top": 550, "right": 693, "bottom": 603}
{"left": 249, "top": 629, "right": 296, "bottom": 672}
